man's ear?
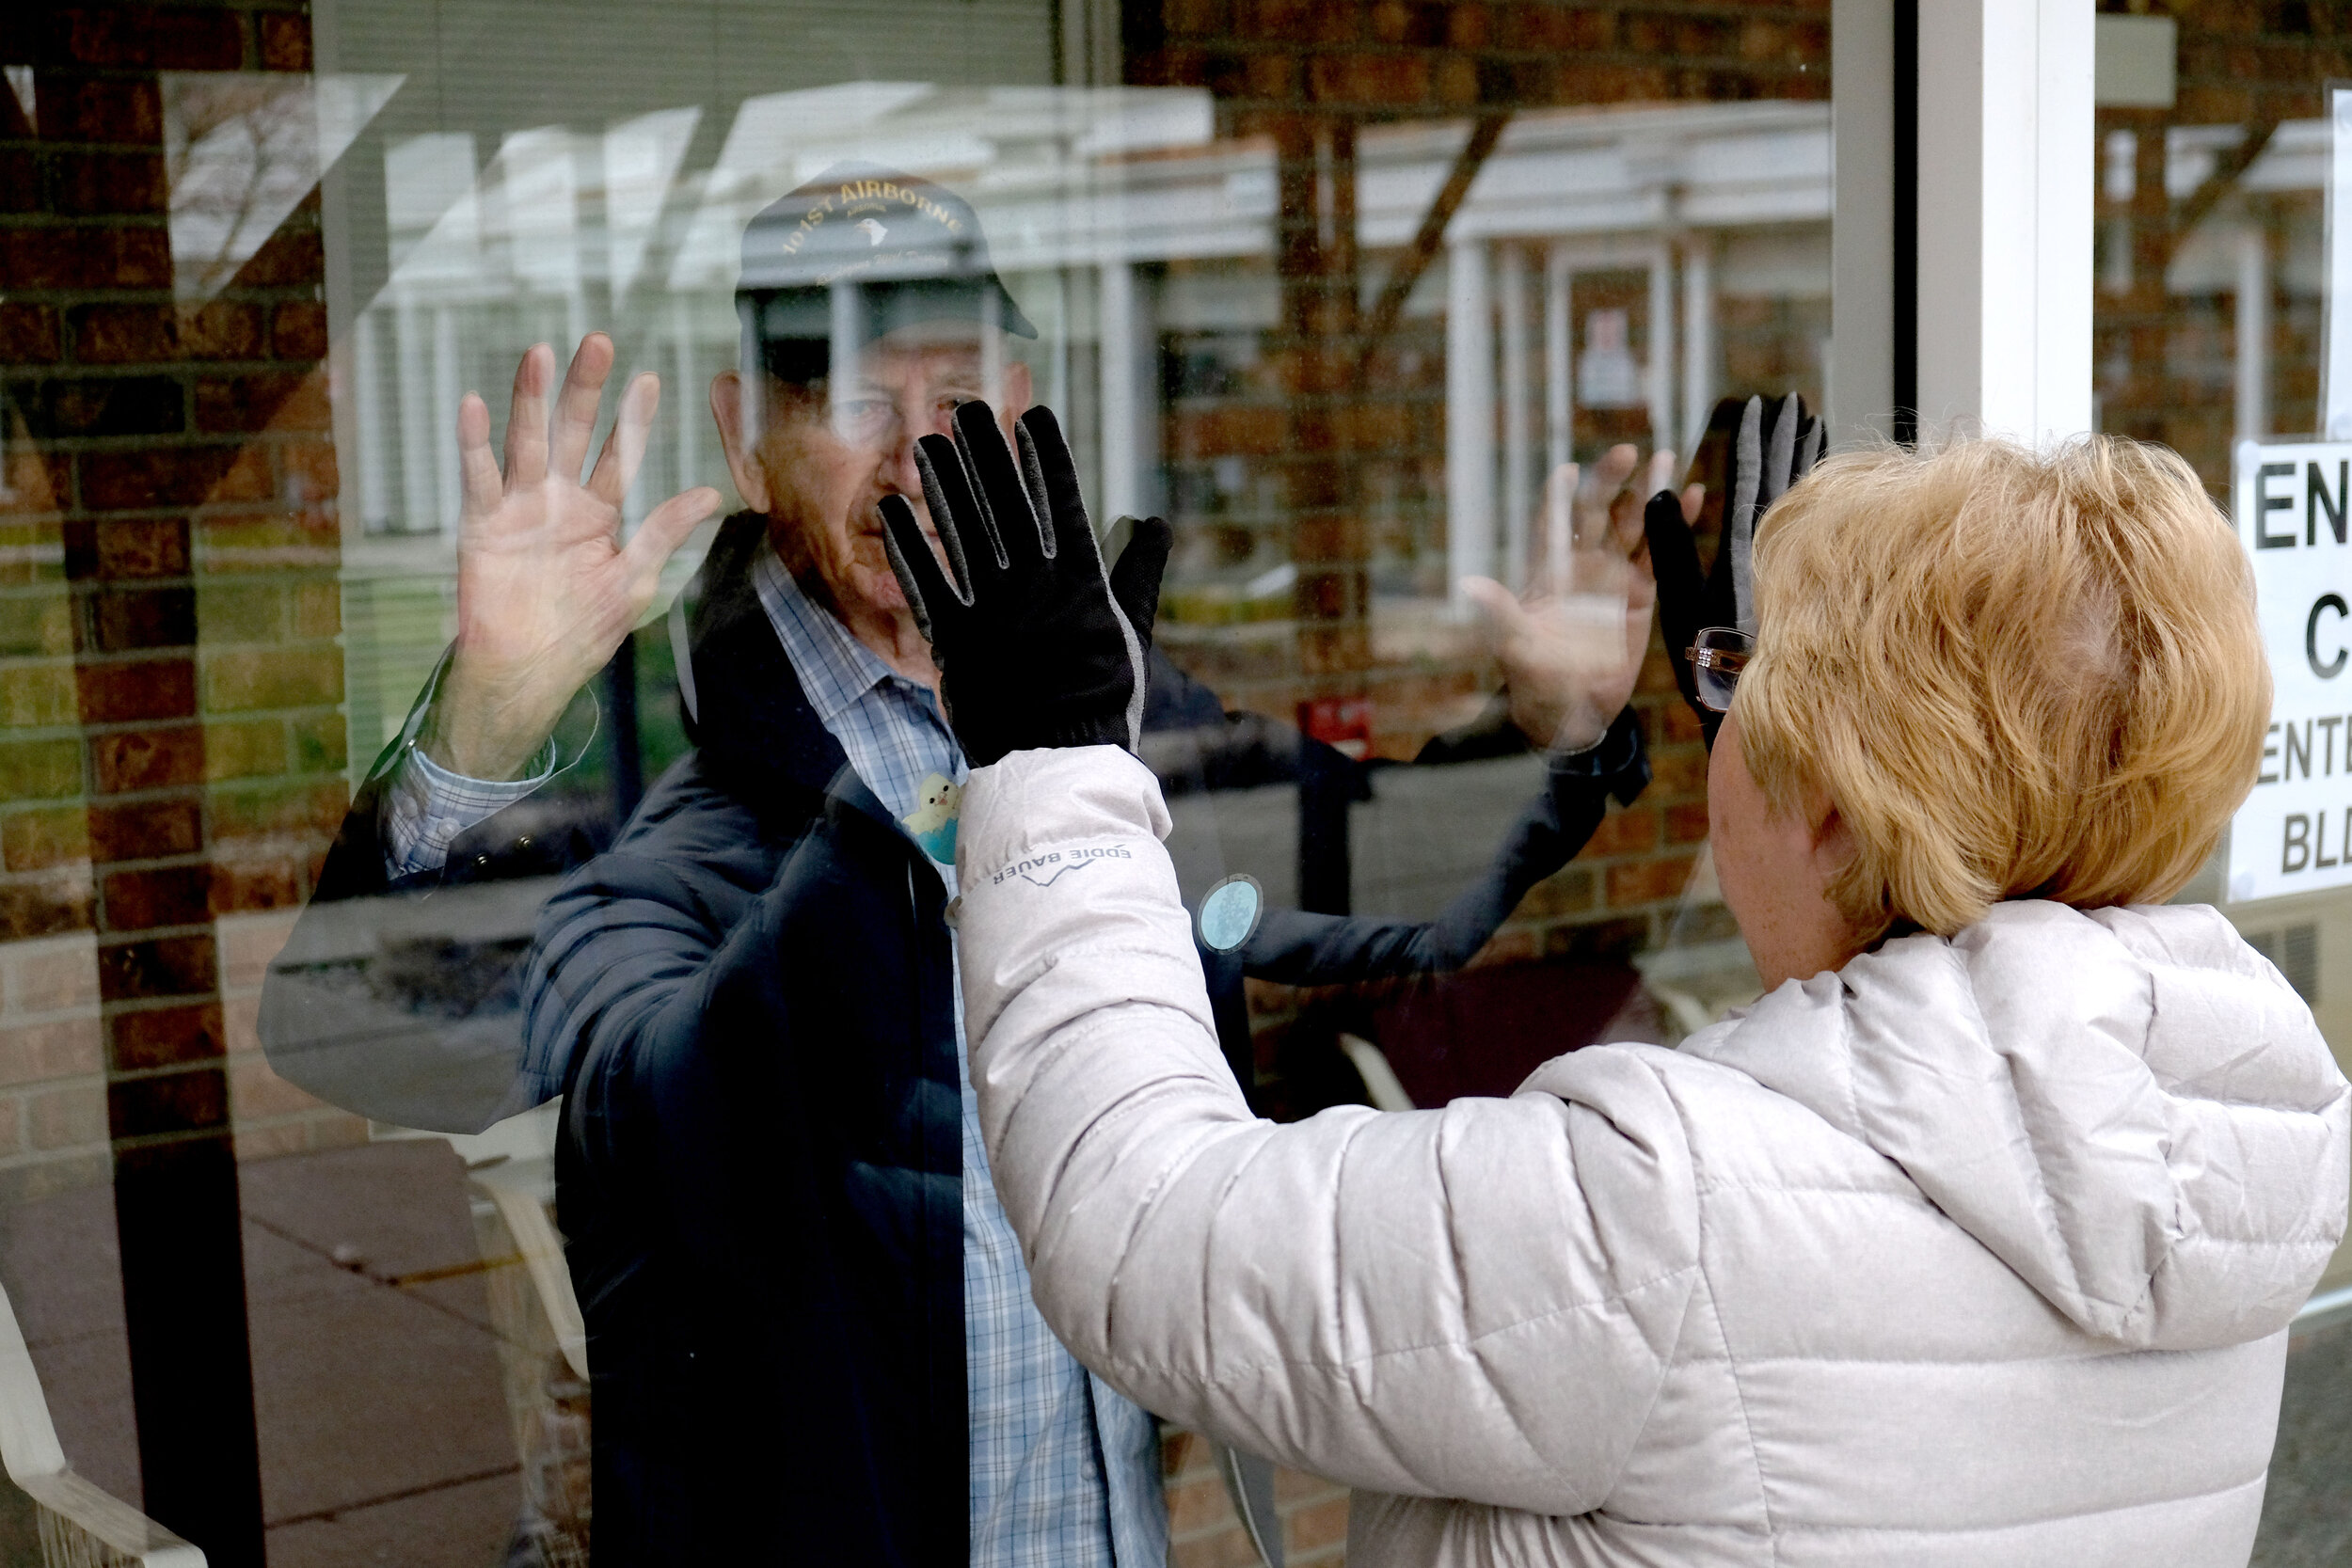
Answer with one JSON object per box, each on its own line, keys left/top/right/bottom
{"left": 710, "top": 371, "right": 772, "bottom": 515}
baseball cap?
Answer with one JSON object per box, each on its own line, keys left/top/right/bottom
{"left": 737, "top": 163, "right": 1037, "bottom": 387}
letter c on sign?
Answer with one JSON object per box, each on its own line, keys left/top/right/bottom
{"left": 2310, "top": 594, "right": 2350, "bottom": 679}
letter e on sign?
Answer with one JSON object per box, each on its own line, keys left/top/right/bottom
{"left": 2230, "top": 439, "right": 2352, "bottom": 900}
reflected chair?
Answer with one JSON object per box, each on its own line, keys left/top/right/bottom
{"left": 0, "top": 1281, "right": 202, "bottom": 1568}
{"left": 468, "top": 1154, "right": 591, "bottom": 1568}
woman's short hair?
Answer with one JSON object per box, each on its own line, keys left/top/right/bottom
{"left": 1737, "top": 433, "right": 2268, "bottom": 939}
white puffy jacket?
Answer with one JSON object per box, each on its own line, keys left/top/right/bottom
{"left": 955, "top": 748, "right": 2352, "bottom": 1567}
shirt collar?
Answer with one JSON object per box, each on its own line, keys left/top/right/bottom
{"left": 750, "top": 538, "right": 901, "bottom": 727}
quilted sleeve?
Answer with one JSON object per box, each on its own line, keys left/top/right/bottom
{"left": 957, "top": 746, "right": 1702, "bottom": 1513}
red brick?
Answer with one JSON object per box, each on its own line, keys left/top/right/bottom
{"left": 231, "top": 224, "right": 324, "bottom": 288}
{"left": 101, "top": 864, "right": 208, "bottom": 930}
{"left": 72, "top": 302, "right": 265, "bottom": 364}
{"left": 270, "top": 300, "right": 327, "bottom": 360}
{"left": 75, "top": 658, "right": 196, "bottom": 724}
{"left": 90, "top": 727, "right": 205, "bottom": 795}
{"left": 1167, "top": 1474, "right": 1234, "bottom": 1536}
{"left": 87, "top": 798, "right": 201, "bottom": 861}
{"left": 1168, "top": 1528, "right": 1260, "bottom": 1568}
{"left": 52, "top": 150, "right": 166, "bottom": 215}
{"left": 52, "top": 7, "right": 243, "bottom": 69}
{"left": 1659, "top": 699, "right": 1708, "bottom": 745}
{"left": 1650, "top": 746, "right": 1709, "bottom": 799}
{"left": 144, "top": 7, "right": 247, "bottom": 69}
{"left": 0, "top": 150, "right": 38, "bottom": 214}
{"left": 40, "top": 75, "right": 163, "bottom": 142}
{"left": 0, "top": 304, "right": 61, "bottom": 365}
{"left": 79, "top": 448, "right": 260, "bottom": 511}
{"left": 1606, "top": 853, "right": 1697, "bottom": 908}
{"left": 96, "top": 932, "right": 215, "bottom": 1000}
{"left": 277, "top": 435, "right": 340, "bottom": 502}
{"left": 209, "top": 857, "right": 299, "bottom": 914}
{"left": 257, "top": 11, "right": 311, "bottom": 71}
{"left": 1581, "top": 804, "right": 1658, "bottom": 859}
{"left": 90, "top": 584, "right": 197, "bottom": 651}
{"left": 110, "top": 1001, "right": 221, "bottom": 1071}
{"left": 1283, "top": 1493, "right": 1351, "bottom": 1553}
{"left": 83, "top": 515, "right": 212, "bottom": 584}
{"left": 107, "top": 1065, "right": 229, "bottom": 1139}
{"left": 1308, "top": 52, "right": 1432, "bottom": 106}
{"left": 0, "top": 225, "right": 169, "bottom": 291}
{"left": 196, "top": 371, "right": 331, "bottom": 435}
{"left": 1666, "top": 801, "right": 1711, "bottom": 844}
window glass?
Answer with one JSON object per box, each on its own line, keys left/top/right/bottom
{"left": 0, "top": 3, "right": 1836, "bottom": 1562}
{"left": 2090, "top": 6, "right": 2352, "bottom": 1557}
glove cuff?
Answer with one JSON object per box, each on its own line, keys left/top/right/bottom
{"left": 962, "top": 713, "right": 1134, "bottom": 769}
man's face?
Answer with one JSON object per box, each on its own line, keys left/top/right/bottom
{"left": 754, "top": 325, "right": 1031, "bottom": 623}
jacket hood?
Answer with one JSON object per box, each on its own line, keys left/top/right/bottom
{"left": 1681, "top": 900, "right": 2351, "bottom": 1350}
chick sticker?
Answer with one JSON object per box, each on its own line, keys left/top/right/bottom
{"left": 902, "top": 773, "right": 962, "bottom": 863}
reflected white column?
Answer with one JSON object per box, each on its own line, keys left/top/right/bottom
{"left": 672, "top": 294, "right": 698, "bottom": 503}
{"left": 1680, "top": 234, "right": 1716, "bottom": 452}
{"left": 830, "top": 279, "right": 863, "bottom": 431}
{"left": 2236, "top": 223, "right": 2270, "bottom": 444}
{"left": 1446, "top": 236, "right": 1494, "bottom": 602}
{"left": 1098, "top": 259, "right": 1140, "bottom": 522}
{"left": 394, "top": 294, "right": 432, "bottom": 533}
{"left": 1046, "top": 269, "right": 1070, "bottom": 420}
{"left": 1646, "top": 245, "right": 1676, "bottom": 452}
{"left": 1499, "top": 243, "right": 1531, "bottom": 592}
{"left": 353, "top": 309, "right": 389, "bottom": 531}
{"left": 432, "top": 305, "right": 462, "bottom": 532}
{"left": 1544, "top": 246, "right": 1573, "bottom": 563}
{"left": 980, "top": 284, "right": 1005, "bottom": 414}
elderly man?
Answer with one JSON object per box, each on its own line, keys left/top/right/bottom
{"left": 267, "top": 167, "right": 1167, "bottom": 1566}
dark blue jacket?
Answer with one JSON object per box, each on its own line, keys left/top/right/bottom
{"left": 268, "top": 515, "right": 968, "bottom": 1565}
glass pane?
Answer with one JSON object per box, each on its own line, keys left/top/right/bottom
{"left": 2090, "top": 6, "right": 2352, "bottom": 1559}
{"left": 0, "top": 2, "right": 1836, "bottom": 1562}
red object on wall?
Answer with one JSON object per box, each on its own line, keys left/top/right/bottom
{"left": 1297, "top": 696, "right": 1372, "bottom": 760}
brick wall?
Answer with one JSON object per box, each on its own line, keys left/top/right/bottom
{"left": 2093, "top": 1, "right": 2349, "bottom": 485}
{"left": 0, "top": 0, "right": 358, "bottom": 1205}
{"left": 1134, "top": 1, "right": 1829, "bottom": 986}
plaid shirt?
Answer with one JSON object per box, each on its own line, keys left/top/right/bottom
{"left": 384, "top": 546, "right": 1166, "bottom": 1568}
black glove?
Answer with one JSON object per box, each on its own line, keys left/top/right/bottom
{"left": 1645, "top": 391, "right": 1824, "bottom": 748}
{"left": 879, "top": 401, "right": 1173, "bottom": 768}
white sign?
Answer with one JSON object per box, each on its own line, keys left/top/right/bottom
{"left": 2231, "top": 440, "right": 2352, "bottom": 901}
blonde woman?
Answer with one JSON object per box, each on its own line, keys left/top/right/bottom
{"left": 885, "top": 403, "right": 2350, "bottom": 1568}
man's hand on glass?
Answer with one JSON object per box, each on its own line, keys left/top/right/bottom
{"left": 1460, "top": 443, "right": 1702, "bottom": 755}
{"left": 422, "top": 334, "right": 722, "bottom": 780}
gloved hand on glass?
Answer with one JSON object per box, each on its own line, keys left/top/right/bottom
{"left": 1645, "top": 392, "right": 1826, "bottom": 749}
{"left": 878, "top": 399, "right": 1172, "bottom": 767}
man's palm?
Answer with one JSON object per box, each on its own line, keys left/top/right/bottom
{"left": 427, "top": 335, "right": 720, "bottom": 779}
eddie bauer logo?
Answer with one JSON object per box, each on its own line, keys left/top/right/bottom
{"left": 993, "top": 846, "right": 1134, "bottom": 887}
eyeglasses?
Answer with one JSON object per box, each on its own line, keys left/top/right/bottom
{"left": 1686, "top": 626, "right": 1752, "bottom": 713}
